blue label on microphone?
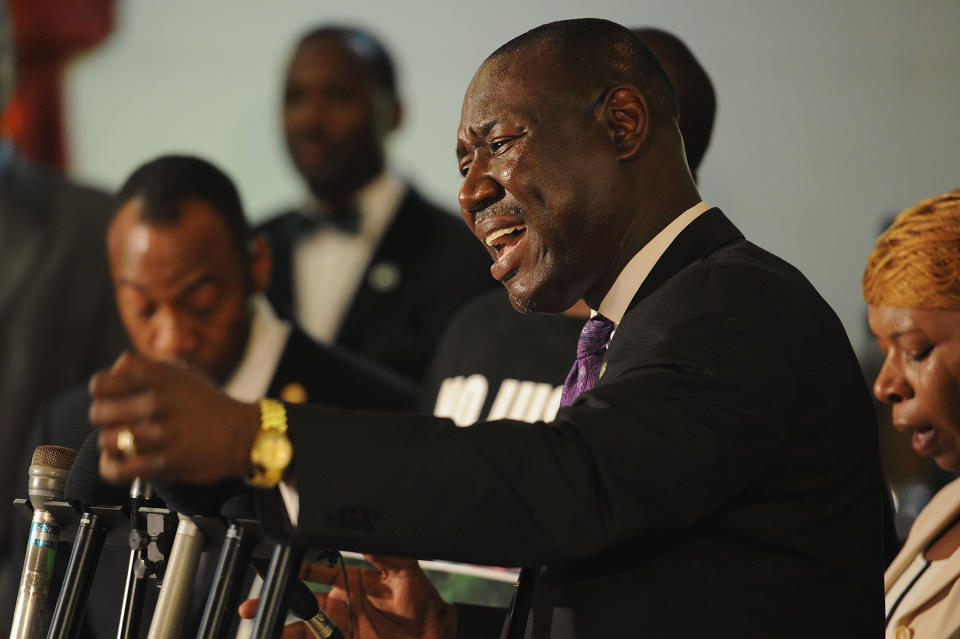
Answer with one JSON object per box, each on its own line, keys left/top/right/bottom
{"left": 29, "top": 521, "right": 59, "bottom": 548}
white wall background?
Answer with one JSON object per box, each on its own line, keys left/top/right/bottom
{"left": 64, "top": 0, "right": 960, "bottom": 353}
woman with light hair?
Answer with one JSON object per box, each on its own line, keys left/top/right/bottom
{"left": 866, "top": 189, "right": 960, "bottom": 637}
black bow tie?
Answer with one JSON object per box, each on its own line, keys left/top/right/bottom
{"left": 293, "top": 207, "right": 362, "bottom": 235}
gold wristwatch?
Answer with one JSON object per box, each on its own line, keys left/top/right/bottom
{"left": 247, "top": 398, "right": 293, "bottom": 488}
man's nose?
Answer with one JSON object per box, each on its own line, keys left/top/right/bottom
{"left": 152, "top": 309, "right": 198, "bottom": 360}
{"left": 873, "top": 357, "right": 912, "bottom": 404}
{"left": 459, "top": 165, "right": 504, "bottom": 225}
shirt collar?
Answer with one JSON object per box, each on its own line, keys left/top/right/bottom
{"left": 222, "top": 294, "right": 291, "bottom": 402}
{"left": 596, "top": 201, "right": 711, "bottom": 325}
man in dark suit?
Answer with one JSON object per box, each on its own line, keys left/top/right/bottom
{"left": 258, "top": 26, "right": 495, "bottom": 383}
{"left": 88, "top": 20, "right": 884, "bottom": 637}
{"left": 12, "top": 155, "right": 416, "bottom": 638}
{"left": 423, "top": 26, "right": 717, "bottom": 425}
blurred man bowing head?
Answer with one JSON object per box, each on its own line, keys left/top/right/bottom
{"left": 106, "top": 155, "right": 414, "bottom": 410}
{"left": 89, "top": 20, "right": 883, "bottom": 638}
{"left": 34, "top": 155, "right": 414, "bottom": 466}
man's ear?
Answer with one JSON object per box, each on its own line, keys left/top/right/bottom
{"left": 602, "top": 85, "right": 649, "bottom": 161}
{"left": 248, "top": 234, "right": 271, "bottom": 294}
{"left": 389, "top": 100, "right": 403, "bottom": 133}
{"left": 375, "top": 94, "right": 403, "bottom": 139}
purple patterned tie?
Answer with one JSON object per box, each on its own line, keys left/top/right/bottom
{"left": 560, "top": 314, "right": 616, "bottom": 407}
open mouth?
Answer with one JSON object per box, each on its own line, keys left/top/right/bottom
{"left": 485, "top": 224, "right": 527, "bottom": 256}
{"left": 483, "top": 224, "right": 528, "bottom": 282}
{"left": 909, "top": 425, "right": 936, "bottom": 455}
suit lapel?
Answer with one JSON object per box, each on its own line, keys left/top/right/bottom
{"left": 266, "top": 326, "right": 311, "bottom": 404}
{"left": 627, "top": 208, "right": 744, "bottom": 312}
{"left": 335, "top": 188, "right": 418, "bottom": 339}
{"left": 263, "top": 212, "right": 305, "bottom": 321}
{"left": 899, "top": 549, "right": 960, "bottom": 625}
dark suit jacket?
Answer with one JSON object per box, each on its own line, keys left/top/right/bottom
{"left": 268, "top": 209, "right": 885, "bottom": 638}
{"left": 258, "top": 185, "right": 497, "bottom": 383}
{"left": 7, "top": 323, "right": 416, "bottom": 639}
{"left": 0, "top": 148, "right": 127, "bottom": 627}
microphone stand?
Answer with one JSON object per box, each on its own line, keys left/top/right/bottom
{"left": 504, "top": 566, "right": 535, "bottom": 639}
{"left": 196, "top": 519, "right": 256, "bottom": 639}
{"left": 46, "top": 509, "right": 106, "bottom": 639}
{"left": 249, "top": 543, "right": 305, "bottom": 639}
{"left": 117, "top": 479, "right": 165, "bottom": 639}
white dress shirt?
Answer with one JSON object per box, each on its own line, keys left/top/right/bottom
{"left": 293, "top": 173, "right": 405, "bottom": 343}
{"left": 223, "top": 295, "right": 292, "bottom": 402}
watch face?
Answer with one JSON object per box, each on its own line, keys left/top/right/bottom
{"left": 255, "top": 430, "right": 293, "bottom": 470}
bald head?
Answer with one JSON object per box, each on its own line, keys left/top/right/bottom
{"left": 486, "top": 18, "right": 678, "bottom": 125}
{"left": 634, "top": 28, "right": 715, "bottom": 176}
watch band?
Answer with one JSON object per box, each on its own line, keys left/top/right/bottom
{"left": 247, "top": 398, "right": 292, "bottom": 488}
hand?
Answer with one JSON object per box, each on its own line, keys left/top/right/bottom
{"left": 238, "top": 555, "right": 457, "bottom": 639}
{"left": 88, "top": 351, "right": 261, "bottom": 483}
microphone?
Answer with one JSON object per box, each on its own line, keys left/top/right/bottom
{"left": 116, "top": 477, "right": 156, "bottom": 639}
{"left": 145, "top": 514, "right": 205, "bottom": 639}
{"left": 46, "top": 432, "right": 128, "bottom": 639}
{"left": 197, "top": 490, "right": 258, "bottom": 639}
{"left": 250, "top": 545, "right": 345, "bottom": 639}
{"left": 10, "top": 445, "right": 77, "bottom": 639}
{"left": 145, "top": 480, "right": 244, "bottom": 639}
{"left": 196, "top": 488, "right": 344, "bottom": 639}
{"left": 150, "top": 479, "right": 242, "bottom": 517}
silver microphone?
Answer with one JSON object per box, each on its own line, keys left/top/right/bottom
{"left": 145, "top": 514, "right": 204, "bottom": 639}
{"left": 9, "top": 445, "right": 77, "bottom": 639}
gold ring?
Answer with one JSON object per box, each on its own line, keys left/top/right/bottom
{"left": 116, "top": 428, "right": 136, "bottom": 458}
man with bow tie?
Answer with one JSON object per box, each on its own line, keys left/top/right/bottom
{"left": 257, "top": 25, "right": 495, "bottom": 383}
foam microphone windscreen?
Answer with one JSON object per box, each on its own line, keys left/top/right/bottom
{"left": 151, "top": 480, "right": 247, "bottom": 516}
{"left": 219, "top": 487, "right": 257, "bottom": 521}
{"left": 64, "top": 431, "right": 128, "bottom": 507}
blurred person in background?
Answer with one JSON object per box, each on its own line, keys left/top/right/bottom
{"left": 257, "top": 25, "right": 495, "bottom": 384}
{"left": 865, "top": 189, "right": 960, "bottom": 637}
{"left": 0, "top": 6, "right": 125, "bottom": 626}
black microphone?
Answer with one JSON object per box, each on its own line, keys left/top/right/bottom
{"left": 190, "top": 487, "right": 343, "bottom": 639}
{"left": 10, "top": 445, "right": 77, "bottom": 639}
{"left": 150, "top": 479, "right": 242, "bottom": 517}
{"left": 197, "top": 490, "right": 258, "bottom": 639}
{"left": 250, "top": 544, "right": 345, "bottom": 639}
{"left": 46, "top": 431, "right": 127, "bottom": 639}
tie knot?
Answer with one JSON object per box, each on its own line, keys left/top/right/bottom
{"left": 294, "top": 207, "right": 362, "bottom": 235}
{"left": 577, "top": 315, "right": 615, "bottom": 358}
